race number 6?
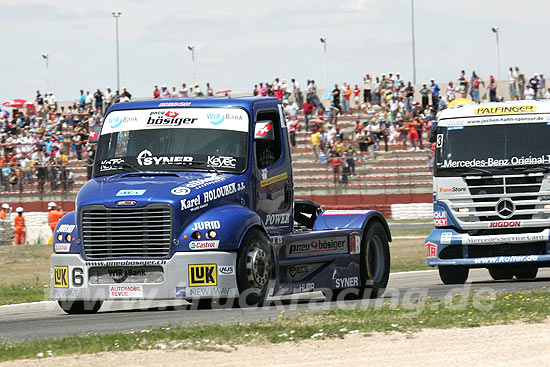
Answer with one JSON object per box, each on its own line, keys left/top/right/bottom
{"left": 72, "top": 267, "right": 84, "bottom": 287}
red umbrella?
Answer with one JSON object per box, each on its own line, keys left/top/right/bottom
{"left": 2, "top": 99, "right": 34, "bottom": 108}
{"left": 215, "top": 89, "right": 232, "bottom": 95}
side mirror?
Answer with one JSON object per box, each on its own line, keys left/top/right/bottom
{"left": 89, "top": 124, "right": 102, "bottom": 143}
{"left": 254, "top": 120, "right": 274, "bottom": 141}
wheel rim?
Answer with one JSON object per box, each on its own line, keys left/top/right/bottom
{"left": 246, "top": 244, "right": 269, "bottom": 289}
{"left": 366, "top": 235, "right": 385, "bottom": 282}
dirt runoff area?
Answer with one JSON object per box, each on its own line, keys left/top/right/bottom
{"left": 3, "top": 321, "right": 549, "bottom": 367}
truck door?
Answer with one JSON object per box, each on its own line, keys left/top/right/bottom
{"left": 253, "top": 108, "right": 293, "bottom": 235}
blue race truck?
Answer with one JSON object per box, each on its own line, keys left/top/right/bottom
{"left": 51, "top": 97, "right": 391, "bottom": 313}
{"left": 426, "top": 101, "right": 550, "bottom": 284}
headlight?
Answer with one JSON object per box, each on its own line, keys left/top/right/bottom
{"left": 56, "top": 234, "right": 63, "bottom": 242}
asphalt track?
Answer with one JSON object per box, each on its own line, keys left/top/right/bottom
{"left": 2, "top": 268, "right": 550, "bottom": 342}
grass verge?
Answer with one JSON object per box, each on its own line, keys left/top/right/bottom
{"left": 1, "top": 288, "right": 550, "bottom": 362}
{"left": 0, "top": 283, "right": 49, "bottom": 306}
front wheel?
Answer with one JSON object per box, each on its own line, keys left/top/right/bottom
{"left": 58, "top": 300, "right": 103, "bottom": 314}
{"left": 360, "top": 222, "right": 390, "bottom": 298}
{"left": 235, "top": 229, "right": 272, "bottom": 307}
{"left": 488, "top": 267, "right": 514, "bottom": 280}
{"left": 514, "top": 267, "right": 538, "bottom": 280}
{"left": 438, "top": 266, "right": 469, "bottom": 284}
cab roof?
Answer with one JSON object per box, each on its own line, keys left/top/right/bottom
{"left": 107, "top": 96, "right": 281, "bottom": 114}
{"left": 437, "top": 100, "right": 550, "bottom": 126}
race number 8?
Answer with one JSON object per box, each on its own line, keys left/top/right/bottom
{"left": 436, "top": 134, "right": 443, "bottom": 148}
{"left": 72, "top": 267, "right": 84, "bottom": 287}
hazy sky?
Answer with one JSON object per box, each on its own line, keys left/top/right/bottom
{"left": 0, "top": 0, "right": 547, "bottom": 102}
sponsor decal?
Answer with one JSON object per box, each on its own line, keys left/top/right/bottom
{"left": 187, "top": 287, "right": 238, "bottom": 297}
{"left": 288, "top": 265, "right": 308, "bottom": 279}
{"left": 106, "top": 116, "right": 122, "bottom": 129}
{"left": 51, "top": 289, "right": 81, "bottom": 298}
{"left": 53, "top": 266, "right": 69, "bottom": 288}
{"left": 137, "top": 149, "right": 193, "bottom": 166}
{"left": 158, "top": 102, "right": 192, "bottom": 107}
{"left": 99, "top": 158, "right": 125, "bottom": 172}
{"left": 255, "top": 123, "right": 272, "bottom": 137}
{"left": 272, "top": 236, "right": 283, "bottom": 245}
{"left": 488, "top": 221, "right": 522, "bottom": 228}
{"left": 425, "top": 242, "right": 437, "bottom": 258}
{"left": 207, "top": 112, "right": 225, "bottom": 125}
{"left": 109, "top": 285, "right": 143, "bottom": 298}
{"left": 187, "top": 175, "right": 228, "bottom": 189}
{"left": 116, "top": 200, "right": 136, "bottom": 206}
{"left": 322, "top": 210, "right": 372, "bottom": 215}
{"left": 287, "top": 237, "right": 348, "bottom": 257}
{"left": 116, "top": 189, "right": 146, "bottom": 196}
{"left": 474, "top": 255, "right": 539, "bottom": 264}
{"left": 175, "top": 286, "right": 187, "bottom": 298}
{"left": 207, "top": 155, "right": 237, "bottom": 169}
{"left": 265, "top": 213, "right": 291, "bottom": 226}
{"left": 334, "top": 276, "right": 360, "bottom": 289}
{"left": 85, "top": 260, "right": 167, "bottom": 267}
{"left": 434, "top": 211, "right": 447, "bottom": 226}
{"left": 57, "top": 224, "right": 75, "bottom": 233}
{"left": 279, "top": 283, "right": 315, "bottom": 294}
{"left": 286, "top": 264, "right": 322, "bottom": 281}
{"left": 55, "top": 243, "right": 70, "bottom": 252}
{"left": 439, "top": 187, "right": 466, "bottom": 193}
{"left": 260, "top": 172, "right": 288, "bottom": 187}
{"left": 218, "top": 265, "right": 235, "bottom": 275}
{"left": 188, "top": 264, "right": 217, "bottom": 286}
{"left": 180, "top": 194, "right": 204, "bottom": 211}
{"left": 191, "top": 220, "right": 221, "bottom": 230}
{"left": 146, "top": 110, "right": 197, "bottom": 127}
{"left": 474, "top": 105, "right": 536, "bottom": 115}
{"left": 462, "top": 232, "right": 547, "bottom": 244}
{"left": 440, "top": 232, "right": 453, "bottom": 245}
{"left": 171, "top": 186, "right": 191, "bottom": 196}
{"left": 189, "top": 240, "right": 219, "bottom": 250}
{"left": 438, "top": 155, "right": 550, "bottom": 169}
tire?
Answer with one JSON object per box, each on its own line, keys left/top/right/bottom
{"left": 514, "top": 267, "right": 538, "bottom": 280}
{"left": 488, "top": 267, "right": 514, "bottom": 280}
{"left": 235, "top": 228, "right": 272, "bottom": 307}
{"left": 360, "top": 222, "right": 390, "bottom": 298}
{"left": 58, "top": 300, "right": 102, "bottom": 314}
{"left": 438, "top": 266, "right": 469, "bottom": 284}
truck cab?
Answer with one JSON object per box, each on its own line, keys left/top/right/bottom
{"left": 51, "top": 97, "right": 391, "bottom": 313}
{"left": 426, "top": 101, "right": 550, "bottom": 284}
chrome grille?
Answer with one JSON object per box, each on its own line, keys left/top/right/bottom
{"left": 446, "top": 173, "right": 550, "bottom": 230}
{"left": 81, "top": 204, "right": 172, "bottom": 259}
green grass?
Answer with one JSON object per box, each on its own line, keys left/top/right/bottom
{"left": 391, "top": 228, "right": 431, "bottom": 237}
{"left": 0, "top": 282, "right": 49, "bottom": 306}
{"left": 2, "top": 288, "right": 550, "bottom": 362}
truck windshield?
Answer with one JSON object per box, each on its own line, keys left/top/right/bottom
{"left": 435, "top": 122, "right": 550, "bottom": 176}
{"left": 94, "top": 107, "right": 249, "bottom": 176}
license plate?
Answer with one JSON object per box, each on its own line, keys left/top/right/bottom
{"left": 88, "top": 266, "right": 164, "bottom": 284}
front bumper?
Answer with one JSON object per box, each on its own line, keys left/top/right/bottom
{"left": 425, "top": 228, "right": 550, "bottom": 267}
{"left": 50, "top": 252, "right": 238, "bottom": 300}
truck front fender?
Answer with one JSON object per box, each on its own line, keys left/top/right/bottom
{"left": 177, "top": 204, "right": 264, "bottom": 251}
{"left": 52, "top": 211, "right": 79, "bottom": 254}
{"left": 313, "top": 210, "right": 392, "bottom": 242}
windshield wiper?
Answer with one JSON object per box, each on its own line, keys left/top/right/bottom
{"left": 501, "top": 165, "right": 550, "bottom": 173}
{"left": 119, "top": 160, "right": 141, "bottom": 172}
{"left": 188, "top": 160, "right": 222, "bottom": 175}
{"left": 457, "top": 167, "right": 492, "bottom": 176}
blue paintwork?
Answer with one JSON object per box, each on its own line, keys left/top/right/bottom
{"left": 54, "top": 97, "right": 391, "bottom": 296}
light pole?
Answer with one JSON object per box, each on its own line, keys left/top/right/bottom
{"left": 320, "top": 37, "right": 327, "bottom": 89}
{"left": 187, "top": 45, "right": 196, "bottom": 84}
{"left": 411, "top": 0, "right": 417, "bottom": 84}
{"left": 112, "top": 12, "right": 122, "bottom": 92}
{"left": 41, "top": 53, "right": 49, "bottom": 92}
{"left": 492, "top": 26, "right": 500, "bottom": 81}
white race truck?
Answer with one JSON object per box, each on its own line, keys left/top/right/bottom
{"left": 426, "top": 101, "right": 550, "bottom": 283}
